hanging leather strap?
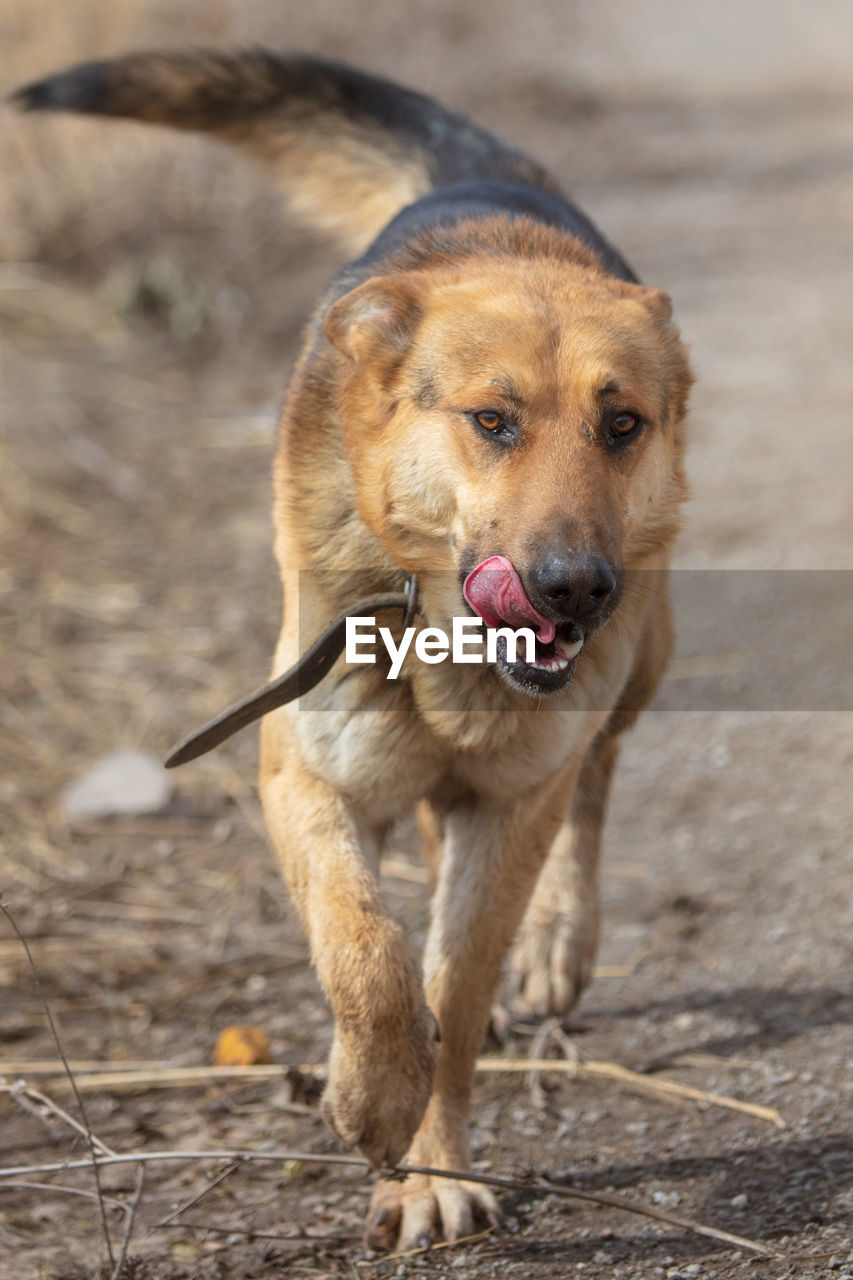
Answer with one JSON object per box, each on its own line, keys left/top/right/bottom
{"left": 165, "top": 580, "right": 416, "bottom": 769}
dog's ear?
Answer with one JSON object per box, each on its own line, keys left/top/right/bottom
{"left": 635, "top": 286, "right": 673, "bottom": 324}
{"left": 617, "top": 281, "right": 692, "bottom": 420}
{"left": 615, "top": 281, "right": 673, "bottom": 324}
{"left": 324, "top": 275, "right": 421, "bottom": 364}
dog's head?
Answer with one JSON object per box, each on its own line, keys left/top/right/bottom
{"left": 324, "top": 228, "right": 691, "bottom": 695}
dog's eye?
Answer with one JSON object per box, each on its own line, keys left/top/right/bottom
{"left": 467, "top": 409, "right": 518, "bottom": 445}
{"left": 608, "top": 411, "right": 642, "bottom": 439}
{"left": 473, "top": 410, "right": 504, "bottom": 432}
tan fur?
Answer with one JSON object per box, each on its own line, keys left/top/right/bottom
{"left": 260, "top": 219, "right": 691, "bottom": 1249}
{"left": 224, "top": 122, "right": 432, "bottom": 255}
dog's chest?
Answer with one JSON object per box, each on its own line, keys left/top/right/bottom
{"left": 289, "top": 682, "right": 448, "bottom": 821}
{"left": 289, "top": 667, "right": 607, "bottom": 821}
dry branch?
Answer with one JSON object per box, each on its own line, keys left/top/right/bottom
{"left": 0, "top": 900, "right": 116, "bottom": 1269}
{"left": 1, "top": 1056, "right": 785, "bottom": 1126}
{"left": 111, "top": 1164, "right": 145, "bottom": 1280}
{"left": 0, "top": 1146, "right": 776, "bottom": 1258}
{"left": 155, "top": 1158, "right": 243, "bottom": 1227}
{"left": 0, "top": 1180, "right": 125, "bottom": 1211}
{"left": 365, "top": 1224, "right": 496, "bottom": 1263}
{"left": 476, "top": 1058, "right": 786, "bottom": 1128}
{"left": 5, "top": 1080, "right": 118, "bottom": 1156}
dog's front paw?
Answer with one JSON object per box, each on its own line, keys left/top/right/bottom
{"left": 508, "top": 890, "right": 600, "bottom": 1017}
{"left": 321, "top": 1014, "right": 438, "bottom": 1168}
{"left": 366, "top": 1169, "right": 501, "bottom": 1252}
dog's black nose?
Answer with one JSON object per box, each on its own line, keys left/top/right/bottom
{"left": 532, "top": 552, "right": 617, "bottom": 621}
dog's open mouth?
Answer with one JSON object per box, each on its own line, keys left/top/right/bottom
{"left": 463, "top": 555, "right": 583, "bottom": 695}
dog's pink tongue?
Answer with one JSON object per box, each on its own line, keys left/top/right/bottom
{"left": 463, "top": 556, "right": 555, "bottom": 643}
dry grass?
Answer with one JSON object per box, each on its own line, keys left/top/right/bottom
{"left": 1, "top": 1, "right": 319, "bottom": 885}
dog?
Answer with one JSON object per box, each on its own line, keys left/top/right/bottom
{"left": 14, "top": 50, "right": 691, "bottom": 1251}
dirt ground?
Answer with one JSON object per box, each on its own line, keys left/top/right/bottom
{"left": 1, "top": 2, "right": 851, "bottom": 1278}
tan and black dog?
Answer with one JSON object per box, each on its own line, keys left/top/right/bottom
{"left": 15, "top": 51, "right": 691, "bottom": 1250}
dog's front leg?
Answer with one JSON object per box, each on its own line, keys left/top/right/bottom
{"left": 260, "top": 725, "right": 438, "bottom": 1168}
{"left": 367, "top": 767, "right": 577, "bottom": 1250}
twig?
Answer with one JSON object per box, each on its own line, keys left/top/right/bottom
{"left": 0, "top": 1058, "right": 784, "bottom": 1125}
{"left": 1, "top": 1060, "right": 152, "bottom": 1075}
{"left": 156, "top": 1158, "right": 243, "bottom": 1227}
{"left": 373, "top": 1224, "right": 496, "bottom": 1263}
{"left": 0, "top": 1181, "right": 125, "bottom": 1210}
{"left": 566, "top": 1060, "right": 785, "bottom": 1128}
{"left": 0, "top": 899, "right": 116, "bottom": 1269}
{"left": 0, "top": 1149, "right": 367, "bottom": 1180}
{"left": 111, "top": 1164, "right": 145, "bottom": 1280}
{"left": 3, "top": 1064, "right": 319, "bottom": 1108}
{"left": 5, "top": 1081, "right": 117, "bottom": 1157}
{"left": 397, "top": 1161, "right": 777, "bottom": 1257}
{"left": 0, "top": 1065, "right": 295, "bottom": 1089}
{"left": 0, "top": 1147, "right": 776, "bottom": 1257}
{"left": 470, "top": 1058, "right": 786, "bottom": 1127}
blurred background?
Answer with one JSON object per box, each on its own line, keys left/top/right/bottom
{"left": 1, "top": 2, "right": 851, "bottom": 1277}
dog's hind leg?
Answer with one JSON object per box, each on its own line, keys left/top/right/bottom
{"left": 507, "top": 730, "right": 618, "bottom": 1016}
{"left": 508, "top": 586, "right": 674, "bottom": 1017}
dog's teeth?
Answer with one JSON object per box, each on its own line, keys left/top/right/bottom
{"left": 531, "top": 654, "right": 572, "bottom": 673}
{"left": 557, "top": 636, "right": 584, "bottom": 662}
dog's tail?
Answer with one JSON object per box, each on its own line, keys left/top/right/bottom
{"left": 12, "top": 49, "right": 559, "bottom": 254}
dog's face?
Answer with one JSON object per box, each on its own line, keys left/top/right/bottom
{"left": 326, "top": 254, "right": 691, "bottom": 695}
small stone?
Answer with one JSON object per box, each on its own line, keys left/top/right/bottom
{"left": 730, "top": 1193, "right": 748, "bottom": 1209}
{"left": 61, "top": 749, "right": 172, "bottom": 820}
